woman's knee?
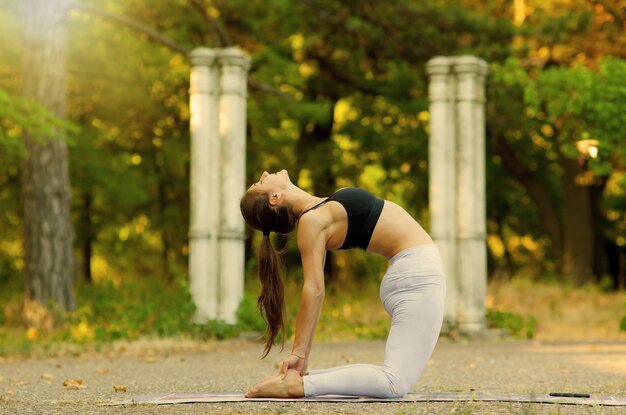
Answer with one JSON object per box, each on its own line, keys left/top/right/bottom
{"left": 382, "top": 369, "right": 418, "bottom": 398}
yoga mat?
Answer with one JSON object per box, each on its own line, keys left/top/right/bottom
{"left": 110, "top": 391, "right": 626, "bottom": 406}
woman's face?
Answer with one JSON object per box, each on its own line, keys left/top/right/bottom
{"left": 248, "top": 169, "right": 291, "bottom": 194}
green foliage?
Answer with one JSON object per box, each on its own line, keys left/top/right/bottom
{"left": 487, "top": 55, "right": 626, "bottom": 278}
{"left": 0, "top": 88, "right": 26, "bottom": 160}
{"left": 190, "top": 321, "right": 239, "bottom": 341}
{"left": 620, "top": 314, "right": 626, "bottom": 332}
{"left": 236, "top": 291, "right": 267, "bottom": 333}
{"left": 0, "top": 87, "right": 77, "bottom": 161}
{"left": 486, "top": 309, "right": 538, "bottom": 339}
{"left": 0, "top": 332, "right": 33, "bottom": 357}
{"left": 0, "top": 280, "right": 266, "bottom": 356}
{"left": 71, "top": 278, "right": 197, "bottom": 341}
{"left": 354, "top": 319, "right": 389, "bottom": 340}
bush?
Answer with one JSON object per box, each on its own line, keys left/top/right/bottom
{"left": 486, "top": 309, "right": 537, "bottom": 339}
{"left": 72, "top": 278, "right": 198, "bottom": 341}
{"left": 236, "top": 291, "right": 265, "bottom": 333}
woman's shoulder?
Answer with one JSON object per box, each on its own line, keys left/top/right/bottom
{"left": 296, "top": 208, "right": 332, "bottom": 250}
{"left": 297, "top": 198, "right": 341, "bottom": 234}
{"left": 297, "top": 207, "right": 327, "bottom": 229}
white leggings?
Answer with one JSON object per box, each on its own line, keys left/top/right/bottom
{"left": 303, "top": 244, "right": 445, "bottom": 398}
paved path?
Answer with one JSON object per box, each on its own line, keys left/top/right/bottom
{"left": 1, "top": 338, "right": 624, "bottom": 414}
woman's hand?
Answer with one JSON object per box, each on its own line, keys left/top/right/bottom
{"left": 280, "top": 353, "right": 307, "bottom": 378}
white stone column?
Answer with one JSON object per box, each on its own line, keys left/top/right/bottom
{"left": 426, "top": 55, "right": 489, "bottom": 334}
{"left": 453, "top": 56, "right": 488, "bottom": 332}
{"left": 188, "top": 47, "right": 220, "bottom": 322}
{"left": 217, "top": 48, "right": 250, "bottom": 323}
{"left": 425, "top": 57, "right": 458, "bottom": 329}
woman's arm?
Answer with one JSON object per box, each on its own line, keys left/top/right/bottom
{"left": 284, "top": 215, "right": 327, "bottom": 373}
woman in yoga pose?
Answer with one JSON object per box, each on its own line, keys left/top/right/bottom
{"left": 240, "top": 169, "right": 445, "bottom": 398}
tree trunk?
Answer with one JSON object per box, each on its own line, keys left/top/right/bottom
{"left": 560, "top": 155, "right": 594, "bottom": 285}
{"left": 154, "top": 154, "right": 172, "bottom": 282}
{"left": 493, "top": 134, "right": 563, "bottom": 265}
{"left": 22, "top": 0, "right": 75, "bottom": 310}
{"left": 80, "top": 192, "right": 93, "bottom": 283}
{"left": 588, "top": 180, "right": 607, "bottom": 283}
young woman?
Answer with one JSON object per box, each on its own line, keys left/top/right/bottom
{"left": 239, "top": 169, "right": 445, "bottom": 398}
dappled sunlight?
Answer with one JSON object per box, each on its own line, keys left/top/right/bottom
{"left": 487, "top": 235, "right": 506, "bottom": 258}
{"left": 0, "top": 239, "right": 23, "bottom": 271}
{"left": 90, "top": 255, "right": 123, "bottom": 287}
{"left": 333, "top": 99, "right": 360, "bottom": 130}
{"left": 296, "top": 168, "right": 314, "bottom": 192}
{"left": 70, "top": 320, "right": 96, "bottom": 343}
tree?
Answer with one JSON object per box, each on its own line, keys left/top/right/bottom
{"left": 479, "top": 0, "right": 626, "bottom": 285}
{"left": 488, "top": 57, "right": 626, "bottom": 285}
{"left": 22, "top": 0, "right": 75, "bottom": 310}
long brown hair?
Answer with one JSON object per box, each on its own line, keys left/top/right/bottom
{"left": 240, "top": 190, "right": 297, "bottom": 357}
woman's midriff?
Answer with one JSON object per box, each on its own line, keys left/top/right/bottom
{"left": 366, "top": 201, "right": 433, "bottom": 260}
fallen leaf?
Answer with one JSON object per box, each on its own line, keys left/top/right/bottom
{"left": 144, "top": 356, "right": 157, "bottom": 363}
{"left": 113, "top": 385, "right": 127, "bottom": 392}
{"left": 62, "top": 379, "right": 86, "bottom": 389}
{"left": 95, "top": 367, "right": 109, "bottom": 375}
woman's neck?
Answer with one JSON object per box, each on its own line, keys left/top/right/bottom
{"left": 286, "top": 185, "right": 326, "bottom": 217}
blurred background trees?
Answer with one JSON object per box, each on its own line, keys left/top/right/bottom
{"left": 0, "top": 0, "right": 624, "bottom": 322}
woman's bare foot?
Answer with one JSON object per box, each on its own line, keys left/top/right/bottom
{"left": 245, "top": 369, "right": 305, "bottom": 398}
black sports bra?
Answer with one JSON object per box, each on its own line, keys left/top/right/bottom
{"left": 301, "top": 188, "right": 384, "bottom": 250}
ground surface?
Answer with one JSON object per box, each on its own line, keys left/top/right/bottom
{"left": 1, "top": 338, "right": 625, "bottom": 414}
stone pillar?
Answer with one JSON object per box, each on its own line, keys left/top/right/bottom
{"left": 453, "top": 56, "right": 488, "bottom": 332}
{"left": 188, "top": 48, "right": 220, "bottom": 322}
{"left": 217, "top": 48, "right": 250, "bottom": 323}
{"left": 426, "top": 55, "right": 488, "bottom": 333}
{"left": 425, "top": 57, "right": 458, "bottom": 329}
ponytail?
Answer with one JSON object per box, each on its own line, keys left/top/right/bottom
{"left": 257, "top": 232, "right": 286, "bottom": 358}
{"left": 240, "top": 190, "right": 297, "bottom": 358}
